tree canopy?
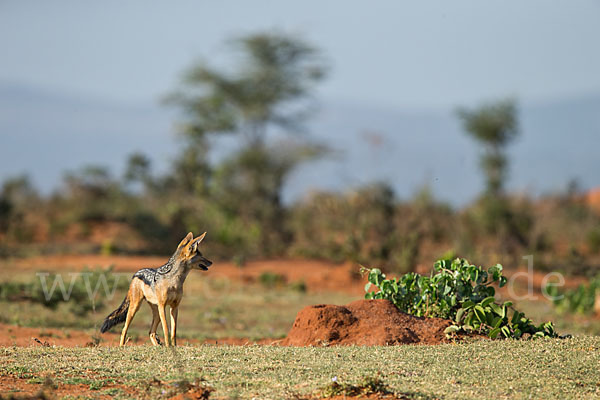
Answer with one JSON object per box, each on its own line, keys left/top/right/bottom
{"left": 168, "top": 32, "right": 327, "bottom": 147}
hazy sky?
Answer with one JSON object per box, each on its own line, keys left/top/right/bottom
{"left": 1, "top": 2, "right": 599, "bottom": 204}
{"left": 1, "top": 1, "right": 600, "bottom": 110}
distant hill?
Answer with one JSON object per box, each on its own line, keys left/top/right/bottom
{"left": 0, "top": 82, "right": 176, "bottom": 191}
{"left": 1, "top": 82, "right": 598, "bottom": 205}
{"left": 289, "top": 93, "right": 600, "bottom": 204}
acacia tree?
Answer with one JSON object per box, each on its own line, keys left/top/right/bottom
{"left": 457, "top": 99, "right": 518, "bottom": 197}
{"left": 169, "top": 32, "right": 327, "bottom": 148}
{"left": 457, "top": 99, "right": 529, "bottom": 246}
{"left": 167, "top": 32, "right": 328, "bottom": 256}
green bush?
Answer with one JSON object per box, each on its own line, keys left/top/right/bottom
{"left": 258, "top": 272, "right": 286, "bottom": 288}
{"left": 587, "top": 227, "right": 600, "bottom": 254}
{"left": 546, "top": 276, "right": 600, "bottom": 315}
{"left": 364, "top": 257, "right": 557, "bottom": 339}
{"left": 288, "top": 184, "right": 396, "bottom": 266}
{"left": 289, "top": 279, "right": 307, "bottom": 293}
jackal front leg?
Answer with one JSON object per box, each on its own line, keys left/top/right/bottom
{"left": 169, "top": 306, "right": 179, "bottom": 346}
{"left": 158, "top": 304, "right": 170, "bottom": 347}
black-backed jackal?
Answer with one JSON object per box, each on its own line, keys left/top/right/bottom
{"left": 100, "top": 232, "right": 212, "bottom": 346}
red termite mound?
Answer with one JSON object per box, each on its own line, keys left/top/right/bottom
{"left": 281, "top": 299, "right": 451, "bottom": 346}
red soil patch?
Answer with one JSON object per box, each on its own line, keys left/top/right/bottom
{"left": 0, "top": 322, "right": 151, "bottom": 347}
{"left": 308, "top": 395, "right": 408, "bottom": 400}
{"left": 0, "top": 375, "right": 137, "bottom": 399}
{"left": 167, "top": 387, "right": 213, "bottom": 400}
{"left": 282, "top": 299, "right": 451, "bottom": 346}
{"left": 0, "top": 375, "right": 212, "bottom": 400}
{"left": 0, "top": 323, "right": 276, "bottom": 348}
{"left": 5, "top": 254, "right": 585, "bottom": 300}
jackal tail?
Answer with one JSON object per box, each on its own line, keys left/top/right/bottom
{"left": 100, "top": 295, "right": 130, "bottom": 333}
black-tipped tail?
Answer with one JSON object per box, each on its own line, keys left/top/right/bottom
{"left": 100, "top": 295, "right": 129, "bottom": 333}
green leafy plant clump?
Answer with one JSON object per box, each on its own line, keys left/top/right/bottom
{"left": 364, "top": 257, "right": 557, "bottom": 339}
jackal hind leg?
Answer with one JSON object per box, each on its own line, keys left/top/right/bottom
{"left": 119, "top": 293, "right": 143, "bottom": 347}
{"left": 148, "top": 303, "right": 160, "bottom": 346}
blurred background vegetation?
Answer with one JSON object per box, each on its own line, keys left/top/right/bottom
{"left": 0, "top": 31, "right": 599, "bottom": 280}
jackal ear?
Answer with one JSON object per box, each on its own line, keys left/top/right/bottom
{"left": 177, "top": 232, "right": 194, "bottom": 249}
{"left": 190, "top": 232, "right": 206, "bottom": 252}
{"left": 195, "top": 232, "right": 207, "bottom": 245}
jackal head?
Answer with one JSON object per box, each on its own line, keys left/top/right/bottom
{"left": 175, "top": 232, "right": 212, "bottom": 271}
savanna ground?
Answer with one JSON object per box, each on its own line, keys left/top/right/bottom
{"left": 1, "top": 255, "right": 600, "bottom": 399}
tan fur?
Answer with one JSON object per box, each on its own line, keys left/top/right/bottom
{"left": 115, "top": 232, "right": 211, "bottom": 347}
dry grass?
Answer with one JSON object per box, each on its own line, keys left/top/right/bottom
{"left": 1, "top": 337, "right": 600, "bottom": 399}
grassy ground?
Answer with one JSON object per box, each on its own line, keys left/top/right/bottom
{"left": 1, "top": 337, "right": 599, "bottom": 399}
{"left": 1, "top": 258, "right": 600, "bottom": 399}
{"left": 0, "top": 272, "right": 357, "bottom": 340}
{"left": 2, "top": 269, "right": 599, "bottom": 340}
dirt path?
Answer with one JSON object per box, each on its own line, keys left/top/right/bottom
{"left": 3, "top": 254, "right": 585, "bottom": 296}
{"left": 0, "top": 376, "right": 141, "bottom": 400}
{"left": 0, "top": 374, "right": 402, "bottom": 400}
{"left": 2, "top": 255, "right": 367, "bottom": 295}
